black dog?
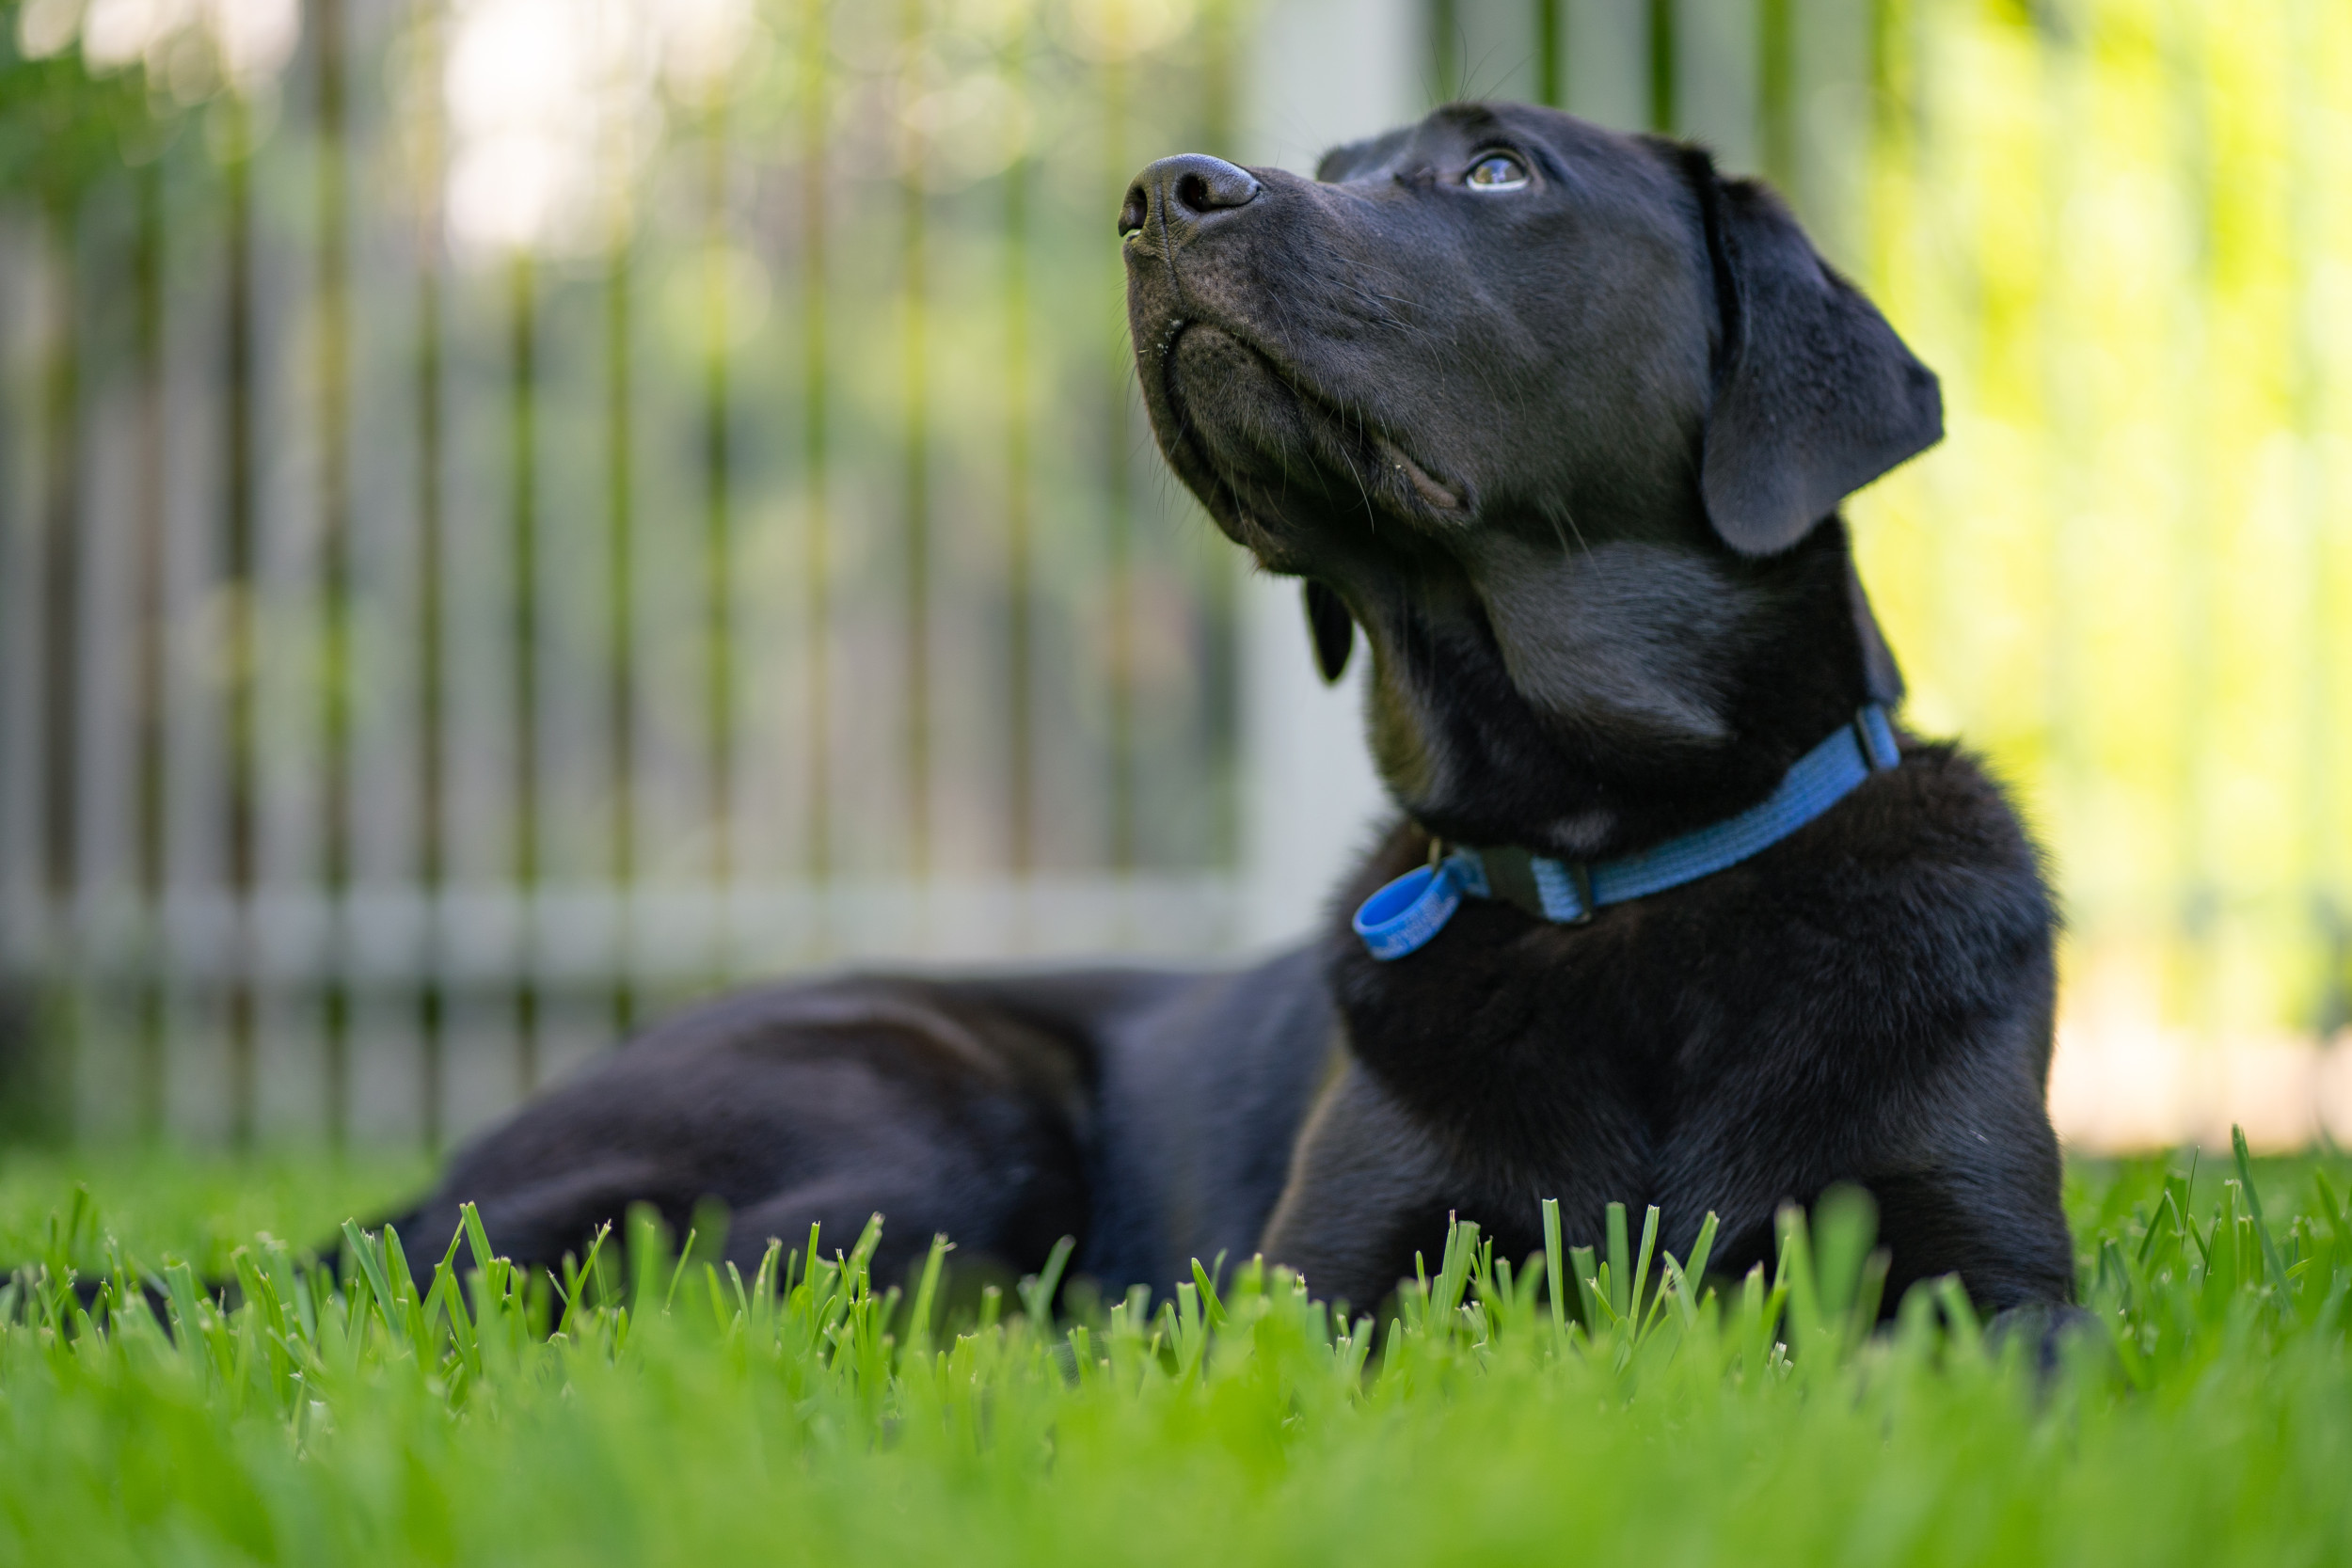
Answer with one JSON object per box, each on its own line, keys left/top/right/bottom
{"left": 385, "top": 103, "right": 2074, "bottom": 1322}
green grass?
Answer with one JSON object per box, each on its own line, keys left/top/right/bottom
{"left": 0, "top": 1147, "right": 433, "bottom": 1281}
{"left": 2, "top": 1139, "right": 2348, "bottom": 1566}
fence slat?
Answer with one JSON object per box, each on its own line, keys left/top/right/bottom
{"left": 318, "top": 0, "right": 356, "bottom": 1145}
{"left": 413, "top": 0, "right": 450, "bottom": 1148}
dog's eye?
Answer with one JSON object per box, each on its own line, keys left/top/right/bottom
{"left": 1466, "top": 153, "right": 1529, "bottom": 189}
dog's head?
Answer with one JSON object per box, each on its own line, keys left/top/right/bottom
{"left": 1122, "top": 103, "right": 1940, "bottom": 858}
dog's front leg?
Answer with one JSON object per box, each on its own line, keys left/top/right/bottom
{"left": 1258, "top": 1057, "right": 1459, "bottom": 1316}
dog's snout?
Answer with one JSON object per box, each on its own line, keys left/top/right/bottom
{"left": 1121, "top": 153, "right": 1259, "bottom": 243}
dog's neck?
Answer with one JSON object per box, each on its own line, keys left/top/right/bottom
{"left": 1358, "top": 702, "right": 1901, "bottom": 959}
{"left": 1362, "top": 516, "right": 1887, "bottom": 863}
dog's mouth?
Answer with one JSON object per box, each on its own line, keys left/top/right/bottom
{"left": 1149, "top": 317, "right": 1467, "bottom": 558}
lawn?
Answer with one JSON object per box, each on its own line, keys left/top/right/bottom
{"left": 2, "top": 1138, "right": 2348, "bottom": 1566}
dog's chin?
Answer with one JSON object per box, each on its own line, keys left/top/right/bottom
{"left": 1154, "top": 322, "right": 1468, "bottom": 566}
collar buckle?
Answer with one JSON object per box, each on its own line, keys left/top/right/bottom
{"left": 1562, "top": 861, "right": 1596, "bottom": 925}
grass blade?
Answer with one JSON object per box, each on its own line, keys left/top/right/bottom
{"left": 1541, "top": 1197, "right": 1566, "bottom": 1343}
{"left": 1605, "top": 1202, "right": 1630, "bottom": 1320}
{"left": 2232, "top": 1125, "right": 2291, "bottom": 1295}
{"left": 1629, "top": 1205, "right": 1660, "bottom": 1325}
{"left": 907, "top": 1233, "right": 950, "bottom": 1359}
{"left": 1017, "top": 1236, "right": 1075, "bottom": 1326}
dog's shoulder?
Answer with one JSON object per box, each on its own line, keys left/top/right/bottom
{"left": 1751, "top": 736, "right": 2056, "bottom": 1019}
{"left": 1846, "top": 737, "right": 2044, "bottom": 872}
{"left": 1823, "top": 736, "right": 2050, "bottom": 915}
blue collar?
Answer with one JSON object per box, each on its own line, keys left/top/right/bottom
{"left": 1352, "top": 705, "right": 1901, "bottom": 961}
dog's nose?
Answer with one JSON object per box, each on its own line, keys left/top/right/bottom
{"left": 1120, "top": 153, "right": 1260, "bottom": 244}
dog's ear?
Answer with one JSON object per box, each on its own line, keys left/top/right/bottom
{"left": 1846, "top": 558, "right": 1906, "bottom": 705}
{"left": 1302, "top": 579, "right": 1353, "bottom": 684}
{"left": 1692, "top": 160, "right": 1944, "bottom": 556}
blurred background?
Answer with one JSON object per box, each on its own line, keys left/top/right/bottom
{"left": 0, "top": 0, "right": 2344, "bottom": 1154}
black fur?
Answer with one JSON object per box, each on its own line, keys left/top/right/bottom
{"left": 349, "top": 104, "right": 2069, "bottom": 1320}
{"left": 1303, "top": 578, "right": 1356, "bottom": 684}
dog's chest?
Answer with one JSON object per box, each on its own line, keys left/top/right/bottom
{"left": 1339, "top": 918, "right": 1708, "bottom": 1143}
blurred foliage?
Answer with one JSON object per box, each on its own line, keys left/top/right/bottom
{"left": 0, "top": 2, "right": 154, "bottom": 212}
{"left": 1853, "top": 0, "right": 2351, "bottom": 1043}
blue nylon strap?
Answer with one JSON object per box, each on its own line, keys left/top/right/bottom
{"left": 1352, "top": 705, "right": 1900, "bottom": 960}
